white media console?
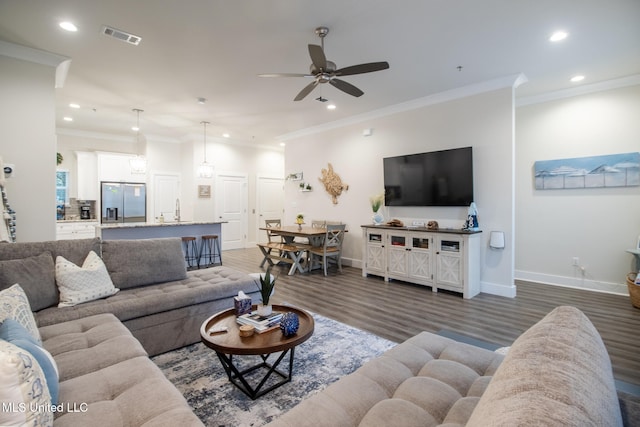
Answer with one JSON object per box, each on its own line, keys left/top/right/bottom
{"left": 361, "top": 225, "right": 482, "bottom": 299}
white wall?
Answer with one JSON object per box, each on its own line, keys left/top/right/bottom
{"left": 516, "top": 84, "right": 640, "bottom": 293}
{"left": 0, "top": 54, "right": 58, "bottom": 242}
{"left": 283, "top": 86, "right": 516, "bottom": 296}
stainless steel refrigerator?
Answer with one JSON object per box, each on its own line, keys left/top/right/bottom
{"left": 101, "top": 182, "right": 147, "bottom": 223}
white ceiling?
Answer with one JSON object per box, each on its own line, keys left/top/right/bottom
{"left": 1, "top": 0, "right": 639, "bottom": 148}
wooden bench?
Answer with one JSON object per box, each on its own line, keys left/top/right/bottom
{"left": 257, "top": 242, "right": 309, "bottom": 275}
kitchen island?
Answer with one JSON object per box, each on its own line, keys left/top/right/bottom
{"left": 96, "top": 221, "right": 224, "bottom": 244}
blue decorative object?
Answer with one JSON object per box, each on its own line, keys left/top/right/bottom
{"left": 280, "top": 312, "right": 300, "bottom": 337}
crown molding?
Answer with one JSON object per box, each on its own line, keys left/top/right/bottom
{"left": 277, "top": 73, "right": 527, "bottom": 141}
{"left": 0, "top": 40, "right": 68, "bottom": 67}
{"left": 516, "top": 74, "right": 640, "bottom": 107}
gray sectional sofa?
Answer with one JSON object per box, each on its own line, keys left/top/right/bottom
{"left": 0, "top": 237, "right": 261, "bottom": 426}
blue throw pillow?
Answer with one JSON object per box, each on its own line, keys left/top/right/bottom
{"left": 0, "top": 319, "right": 59, "bottom": 405}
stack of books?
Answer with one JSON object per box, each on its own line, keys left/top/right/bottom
{"left": 237, "top": 311, "right": 283, "bottom": 334}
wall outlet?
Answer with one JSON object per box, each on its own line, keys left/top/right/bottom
{"left": 572, "top": 257, "right": 580, "bottom": 266}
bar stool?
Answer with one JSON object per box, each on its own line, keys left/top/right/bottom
{"left": 198, "top": 234, "right": 222, "bottom": 268}
{"left": 181, "top": 236, "right": 199, "bottom": 270}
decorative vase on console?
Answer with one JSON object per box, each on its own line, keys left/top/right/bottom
{"left": 370, "top": 192, "right": 385, "bottom": 225}
{"left": 256, "top": 266, "right": 276, "bottom": 316}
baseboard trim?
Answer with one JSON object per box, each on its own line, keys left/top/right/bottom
{"left": 515, "top": 270, "right": 628, "bottom": 296}
{"left": 480, "top": 281, "right": 517, "bottom": 298}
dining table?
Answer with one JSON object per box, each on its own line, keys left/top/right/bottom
{"left": 260, "top": 225, "right": 327, "bottom": 246}
{"left": 257, "top": 225, "right": 327, "bottom": 275}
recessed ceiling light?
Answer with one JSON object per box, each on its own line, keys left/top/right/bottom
{"left": 327, "top": 104, "right": 336, "bottom": 110}
{"left": 69, "top": 103, "right": 80, "bottom": 109}
{"left": 63, "top": 116, "right": 73, "bottom": 122}
{"left": 131, "top": 126, "right": 139, "bottom": 132}
{"left": 222, "top": 133, "right": 230, "bottom": 138}
{"left": 549, "top": 31, "right": 568, "bottom": 42}
{"left": 279, "top": 142, "right": 286, "bottom": 147}
{"left": 59, "top": 21, "right": 78, "bottom": 32}
{"left": 570, "top": 75, "right": 585, "bottom": 82}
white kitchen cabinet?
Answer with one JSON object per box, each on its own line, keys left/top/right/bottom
{"left": 56, "top": 221, "right": 98, "bottom": 240}
{"left": 76, "top": 151, "right": 98, "bottom": 200}
{"left": 362, "top": 225, "right": 481, "bottom": 299}
{"left": 98, "top": 153, "right": 145, "bottom": 183}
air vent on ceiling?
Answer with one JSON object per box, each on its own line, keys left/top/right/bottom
{"left": 101, "top": 25, "right": 142, "bottom": 46}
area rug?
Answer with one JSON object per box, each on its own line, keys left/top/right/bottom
{"left": 152, "top": 314, "right": 396, "bottom": 427}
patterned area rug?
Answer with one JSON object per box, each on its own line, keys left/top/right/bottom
{"left": 152, "top": 314, "right": 396, "bottom": 427}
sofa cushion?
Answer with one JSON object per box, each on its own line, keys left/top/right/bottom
{"left": 0, "top": 284, "right": 42, "bottom": 345}
{"left": 0, "top": 251, "right": 57, "bottom": 311}
{"left": 55, "top": 356, "right": 203, "bottom": 426}
{"left": 466, "top": 306, "right": 623, "bottom": 427}
{"left": 0, "top": 339, "right": 53, "bottom": 427}
{"left": 39, "top": 313, "right": 148, "bottom": 382}
{"left": 0, "top": 318, "right": 59, "bottom": 405}
{"left": 34, "top": 266, "right": 259, "bottom": 327}
{"left": 55, "top": 251, "right": 119, "bottom": 307}
{"left": 101, "top": 238, "right": 187, "bottom": 289}
{"left": 0, "top": 237, "right": 101, "bottom": 267}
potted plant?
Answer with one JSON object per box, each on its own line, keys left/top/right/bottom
{"left": 257, "top": 266, "right": 277, "bottom": 316}
{"left": 295, "top": 213, "right": 304, "bottom": 229}
{"left": 370, "top": 191, "right": 385, "bottom": 225}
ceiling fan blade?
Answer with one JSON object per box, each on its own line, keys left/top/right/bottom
{"left": 335, "top": 61, "right": 390, "bottom": 76}
{"left": 294, "top": 80, "right": 319, "bottom": 101}
{"left": 329, "top": 78, "right": 364, "bottom": 97}
{"left": 258, "top": 73, "right": 313, "bottom": 78}
{"left": 308, "top": 44, "right": 327, "bottom": 70}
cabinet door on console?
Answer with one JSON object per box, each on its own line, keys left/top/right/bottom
{"left": 435, "top": 236, "right": 463, "bottom": 290}
{"left": 408, "top": 236, "right": 433, "bottom": 283}
{"left": 365, "top": 230, "right": 386, "bottom": 275}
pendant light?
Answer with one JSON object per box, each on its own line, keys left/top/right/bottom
{"left": 197, "top": 121, "right": 214, "bottom": 178}
{"left": 129, "top": 108, "right": 147, "bottom": 175}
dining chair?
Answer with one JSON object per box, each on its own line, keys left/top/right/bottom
{"left": 308, "top": 223, "right": 347, "bottom": 276}
{"left": 311, "top": 220, "right": 326, "bottom": 228}
{"left": 264, "top": 219, "right": 282, "bottom": 243}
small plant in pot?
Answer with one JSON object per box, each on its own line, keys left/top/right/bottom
{"left": 257, "top": 266, "right": 277, "bottom": 316}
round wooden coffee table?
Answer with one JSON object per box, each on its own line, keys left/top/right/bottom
{"left": 200, "top": 305, "right": 314, "bottom": 399}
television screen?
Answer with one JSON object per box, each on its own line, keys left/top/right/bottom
{"left": 384, "top": 147, "right": 474, "bottom": 207}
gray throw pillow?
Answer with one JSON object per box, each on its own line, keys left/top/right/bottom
{"left": 101, "top": 238, "right": 187, "bottom": 289}
{"left": 0, "top": 252, "right": 57, "bottom": 311}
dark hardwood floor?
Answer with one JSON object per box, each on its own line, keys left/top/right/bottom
{"left": 222, "top": 247, "right": 640, "bottom": 386}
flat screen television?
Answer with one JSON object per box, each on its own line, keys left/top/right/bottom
{"left": 384, "top": 147, "right": 474, "bottom": 207}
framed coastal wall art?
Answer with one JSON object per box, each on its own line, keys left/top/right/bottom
{"left": 534, "top": 152, "right": 640, "bottom": 190}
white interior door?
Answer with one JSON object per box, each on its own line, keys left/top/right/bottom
{"left": 153, "top": 173, "right": 180, "bottom": 222}
{"left": 256, "top": 176, "right": 284, "bottom": 241}
{"left": 215, "top": 172, "right": 248, "bottom": 250}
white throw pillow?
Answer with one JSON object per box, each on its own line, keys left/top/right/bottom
{"left": 0, "top": 284, "right": 42, "bottom": 345}
{"left": 55, "top": 251, "right": 119, "bottom": 307}
{"left": 0, "top": 339, "right": 54, "bottom": 427}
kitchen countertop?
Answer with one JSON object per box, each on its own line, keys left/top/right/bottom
{"left": 95, "top": 221, "right": 225, "bottom": 229}
{"left": 57, "top": 220, "right": 98, "bottom": 223}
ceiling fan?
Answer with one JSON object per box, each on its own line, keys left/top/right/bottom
{"left": 259, "top": 27, "right": 390, "bottom": 101}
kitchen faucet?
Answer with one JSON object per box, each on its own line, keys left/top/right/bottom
{"left": 174, "top": 198, "right": 180, "bottom": 222}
